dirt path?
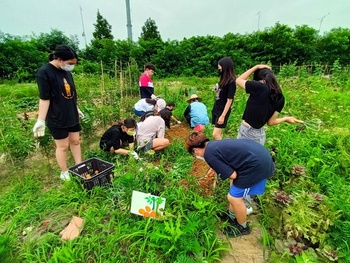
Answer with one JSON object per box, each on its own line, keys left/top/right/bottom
{"left": 166, "top": 124, "right": 267, "bottom": 263}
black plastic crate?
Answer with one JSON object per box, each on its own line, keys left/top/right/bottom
{"left": 68, "top": 158, "right": 115, "bottom": 190}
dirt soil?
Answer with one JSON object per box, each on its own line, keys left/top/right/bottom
{"left": 166, "top": 123, "right": 267, "bottom": 263}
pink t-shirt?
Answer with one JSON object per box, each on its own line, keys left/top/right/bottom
{"left": 139, "top": 73, "right": 154, "bottom": 88}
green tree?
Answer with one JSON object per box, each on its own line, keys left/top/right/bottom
{"left": 293, "top": 25, "right": 320, "bottom": 64}
{"left": 0, "top": 32, "right": 45, "bottom": 80}
{"left": 32, "top": 29, "right": 79, "bottom": 53}
{"left": 140, "top": 18, "right": 162, "bottom": 41}
{"left": 92, "top": 10, "right": 114, "bottom": 40}
{"left": 317, "top": 28, "right": 350, "bottom": 65}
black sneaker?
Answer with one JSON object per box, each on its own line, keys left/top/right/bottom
{"left": 222, "top": 222, "right": 251, "bottom": 237}
{"left": 217, "top": 211, "right": 236, "bottom": 224}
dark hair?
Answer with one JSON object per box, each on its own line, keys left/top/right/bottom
{"left": 185, "top": 132, "right": 209, "bottom": 154}
{"left": 123, "top": 118, "right": 136, "bottom": 128}
{"left": 49, "top": 45, "right": 78, "bottom": 61}
{"left": 218, "top": 57, "right": 236, "bottom": 88}
{"left": 145, "top": 98, "right": 157, "bottom": 106}
{"left": 144, "top": 62, "right": 155, "bottom": 71}
{"left": 167, "top": 101, "right": 175, "bottom": 107}
{"left": 158, "top": 108, "right": 172, "bottom": 128}
{"left": 253, "top": 68, "right": 282, "bottom": 103}
{"left": 140, "top": 110, "right": 154, "bottom": 122}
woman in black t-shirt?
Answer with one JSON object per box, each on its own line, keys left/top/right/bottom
{"left": 236, "top": 64, "right": 302, "bottom": 214}
{"left": 236, "top": 64, "right": 302, "bottom": 145}
{"left": 211, "top": 57, "right": 237, "bottom": 140}
{"left": 32, "top": 45, "right": 84, "bottom": 181}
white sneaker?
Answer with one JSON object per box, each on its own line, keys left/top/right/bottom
{"left": 60, "top": 171, "right": 71, "bottom": 181}
{"left": 246, "top": 206, "right": 253, "bottom": 215}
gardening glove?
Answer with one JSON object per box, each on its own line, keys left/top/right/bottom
{"left": 33, "top": 119, "right": 45, "bottom": 137}
{"left": 77, "top": 107, "right": 85, "bottom": 119}
{"left": 130, "top": 151, "right": 139, "bottom": 160}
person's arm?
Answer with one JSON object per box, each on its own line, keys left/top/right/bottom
{"left": 184, "top": 105, "right": 190, "bottom": 118}
{"left": 156, "top": 118, "right": 166, "bottom": 138}
{"left": 236, "top": 64, "right": 271, "bottom": 89}
{"left": 217, "top": 98, "right": 232, "bottom": 124}
{"left": 267, "top": 111, "right": 303, "bottom": 126}
{"left": 37, "top": 99, "right": 50, "bottom": 120}
{"left": 229, "top": 171, "right": 237, "bottom": 187}
{"left": 114, "top": 148, "right": 132, "bottom": 155}
{"left": 171, "top": 115, "right": 181, "bottom": 124}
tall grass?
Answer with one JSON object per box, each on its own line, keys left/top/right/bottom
{"left": 0, "top": 66, "right": 349, "bottom": 262}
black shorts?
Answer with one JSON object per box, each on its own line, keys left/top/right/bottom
{"left": 212, "top": 108, "right": 231, "bottom": 128}
{"left": 48, "top": 123, "right": 81, "bottom": 140}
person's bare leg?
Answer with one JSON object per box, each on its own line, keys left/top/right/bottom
{"left": 227, "top": 194, "right": 247, "bottom": 224}
{"left": 69, "top": 132, "right": 82, "bottom": 164}
{"left": 152, "top": 138, "right": 170, "bottom": 151}
{"left": 212, "top": 127, "right": 222, "bottom": 140}
{"left": 55, "top": 138, "right": 70, "bottom": 171}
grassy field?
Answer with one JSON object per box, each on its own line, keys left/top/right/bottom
{"left": 0, "top": 69, "right": 349, "bottom": 262}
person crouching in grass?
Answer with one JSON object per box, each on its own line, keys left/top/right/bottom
{"left": 185, "top": 132, "right": 275, "bottom": 237}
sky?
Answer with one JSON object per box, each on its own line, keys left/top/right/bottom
{"left": 1, "top": 0, "right": 349, "bottom": 48}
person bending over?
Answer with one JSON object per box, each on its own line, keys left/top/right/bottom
{"left": 185, "top": 132, "right": 275, "bottom": 237}
{"left": 136, "top": 111, "right": 169, "bottom": 152}
{"left": 100, "top": 118, "right": 139, "bottom": 160}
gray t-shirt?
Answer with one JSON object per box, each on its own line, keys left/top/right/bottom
{"left": 136, "top": 116, "right": 165, "bottom": 147}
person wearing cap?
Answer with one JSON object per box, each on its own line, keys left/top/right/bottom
{"left": 158, "top": 101, "right": 181, "bottom": 129}
{"left": 185, "top": 132, "right": 275, "bottom": 237}
{"left": 184, "top": 94, "right": 209, "bottom": 130}
{"left": 32, "top": 45, "right": 83, "bottom": 181}
{"left": 99, "top": 118, "right": 139, "bottom": 160}
{"left": 212, "top": 57, "right": 237, "bottom": 140}
{"left": 139, "top": 62, "right": 156, "bottom": 99}
{"left": 136, "top": 111, "right": 170, "bottom": 152}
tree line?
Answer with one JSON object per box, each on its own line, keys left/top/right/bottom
{"left": 1, "top": 11, "right": 350, "bottom": 82}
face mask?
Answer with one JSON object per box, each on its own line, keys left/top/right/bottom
{"left": 195, "top": 156, "right": 205, "bottom": 161}
{"left": 218, "top": 69, "right": 222, "bottom": 76}
{"left": 61, "top": 64, "right": 75, "bottom": 72}
{"left": 126, "top": 130, "right": 135, "bottom": 136}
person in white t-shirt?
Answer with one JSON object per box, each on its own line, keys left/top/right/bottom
{"left": 136, "top": 111, "right": 169, "bottom": 152}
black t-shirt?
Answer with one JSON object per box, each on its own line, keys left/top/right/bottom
{"left": 212, "top": 81, "right": 236, "bottom": 115}
{"left": 242, "top": 81, "right": 285, "bottom": 129}
{"left": 158, "top": 108, "right": 172, "bottom": 128}
{"left": 204, "top": 139, "right": 275, "bottom": 188}
{"left": 36, "top": 63, "right": 79, "bottom": 128}
{"left": 100, "top": 125, "right": 134, "bottom": 151}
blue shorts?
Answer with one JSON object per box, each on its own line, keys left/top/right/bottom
{"left": 133, "top": 108, "right": 146, "bottom": 117}
{"left": 229, "top": 178, "right": 267, "bottom": 198}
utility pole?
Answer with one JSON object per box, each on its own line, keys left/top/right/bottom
{"left": 318, "top": 12, "right": 330, "bottom": 32}
{"left": 256, "top": 11, "right": 261, "bottom": 31}
{"left": 80, "top": 6, "right": 87, "bottom": 47}
{"left": 125, "top": 0, "right": 133, "bottom": 41}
